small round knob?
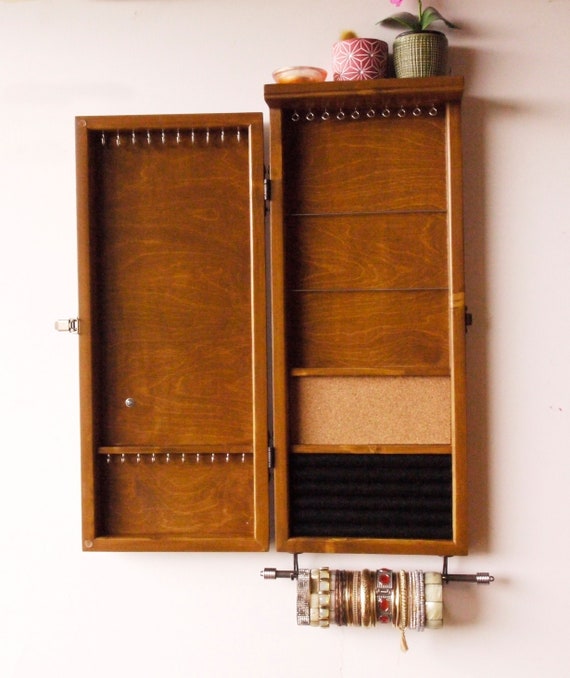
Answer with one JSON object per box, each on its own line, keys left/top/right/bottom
{"left": 125, "top": 397, "right": 136, "bottom": 408}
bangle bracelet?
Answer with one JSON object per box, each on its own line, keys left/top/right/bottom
{"left": 330, "top": 570, "right": 337, "bottom": 626}
{"left": 368, "top": 569, "right": 377, "bottom": 627}
{"left": 424, "top": 571, "right": 443, "bottom": 629}
{"left": 360, "top": 569, "right": 372, "bottom": 627}
{"left": 344, "top": 570, "right": 353, "bottom": 626}
{"left": 336, "top": 569, "right": 343, "bottom": 627}
{"left": 392, "top": 570, "right": 400, "bottom": 629}
{"left": 408, "top": 570, "right": 418, "bottom": 631}
{"left": 398, "top": 570, "right": 409, "bottom": 652}
{"left": 338, "top": 570, "right": 344, "bottom": 626}
{"left": 416, "top": 570, "right": 426, "bottom": 631}
{"left": 319, "top": 568, "right": 331, "bottom": 627}
{"left": 352, "top": 570, "right": 361, "bottom": 626}
{"left": 411, "top": 569, "right": 424, "bottom": 631}
{"left": 309, "top": 567, "right": 331, "bottom": 628}
{"left": 398, "top": 571, "right": 408, "bottom": 629}
{"left": 296, "top": 569, "right": 311, "bottom": 626}
{"left": 376, "top": 569, "right": 394, "bottom": 624}
{"left": 309, "top": 569, "right": 320, "bottom": 627}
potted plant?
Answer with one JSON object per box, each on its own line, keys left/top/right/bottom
{"left": 378, "top": 0, "right": 459, "bottom": 78}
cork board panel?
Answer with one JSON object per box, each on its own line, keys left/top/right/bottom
{"left": 290, "top": 376, "right": 451, "bottom": 445}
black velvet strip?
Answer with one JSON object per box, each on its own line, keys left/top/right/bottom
{"left": 289, "top": 454, "right": 453, "bottom": 540}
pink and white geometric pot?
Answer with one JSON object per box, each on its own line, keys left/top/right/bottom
{"left": 332, "top": 38, "right": 389, "bottom": 81}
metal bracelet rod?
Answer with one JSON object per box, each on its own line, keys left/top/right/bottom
{"left": 261, "top": 553, "right": 300, "bottom": 580}
{"left": 442, "top": 556, "right": 494, "bottom": 584}
{"left": 261, "top": 555, "right": 495, "bottom": 585}
{"left": 442, "top": 572, "right": 495, "bottom": 584}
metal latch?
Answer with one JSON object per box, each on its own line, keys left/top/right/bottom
{"left": 54, "top": 318, "right": 79, "bottom": 333}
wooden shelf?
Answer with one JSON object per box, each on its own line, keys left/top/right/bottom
{"left": 290, "top": 367, "right": 451, "bottom": 377}
{"left": 292, "top": 444, "right": 451, "bottom": 455}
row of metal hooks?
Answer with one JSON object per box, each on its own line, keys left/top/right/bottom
{"left": 290, "top": 104, "right": 440, "bottom": 122}
{"left": 100, "top": 127, "right": 245, "bottom": 147}
{"left": 104, "top": 452, "right": 249, "bottom": 464}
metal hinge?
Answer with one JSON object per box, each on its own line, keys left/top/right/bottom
{"left": 465, "top": 307, "right": 473, "bottom": 332}
{"left": 267, "top": 438, "right": 275, "bottom": 470}
{"left": 55, "top": 318, "right": 79, "bottom": 333}
{"left": 264, "top": 168, "right": 271, "bottom": 210}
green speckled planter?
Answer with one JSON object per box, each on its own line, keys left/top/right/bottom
{"left": 393, "top": 30, "right": 448, "bottom": 78}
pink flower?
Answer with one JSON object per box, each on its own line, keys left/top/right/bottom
{"left": 390, "top": 0, "right": 404, "bottom": 6}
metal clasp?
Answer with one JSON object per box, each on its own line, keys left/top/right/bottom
{"left": 54, "top": 318, "right": 79, "bottom": 333}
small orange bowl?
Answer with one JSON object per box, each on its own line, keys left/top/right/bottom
{"left": 272, "top": 66, "right": 327, "bottom": 84}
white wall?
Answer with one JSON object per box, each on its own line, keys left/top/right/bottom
{"left": 1, "top": 1, "right": 569, "bottom": 676}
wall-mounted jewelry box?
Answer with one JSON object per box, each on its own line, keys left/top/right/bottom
{"left": 75, "top": 77, "right": 467, "bottom": 555}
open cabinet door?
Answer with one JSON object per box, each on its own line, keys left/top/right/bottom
{"left": 76, "top": 113, "right": 269, "bottom": 551}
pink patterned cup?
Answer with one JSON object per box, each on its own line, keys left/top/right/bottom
{"left": 332, "top": 38, "right": 389, "bottom": 81}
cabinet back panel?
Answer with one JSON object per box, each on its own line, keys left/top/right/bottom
{"left": 287, "top": 213, "right": 448, "bottom": 290}
{"left": 288, "top": 290, "right": 449, "bottom": 370}
{"left": 283, "top": 115, "right": 446, "bottom": 214}
{"left": 291, "top": 376, "right": 451, "bottom": 445}
{"left": 99, "top": 456, "right": 254, "bottom": 537}
{"left": 91, "top": 136, "right": 254, "bottom": 446}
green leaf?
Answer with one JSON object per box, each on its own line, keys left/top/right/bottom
{"left": 378, "top": 12, "right": 422, "bottom": 32}
{"left": 421, "top": 7, "right": 459, "bottom": 30}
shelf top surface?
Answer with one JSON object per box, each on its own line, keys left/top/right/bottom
{"left": 264, "top": 75, "right": 464, "bottom": 108}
